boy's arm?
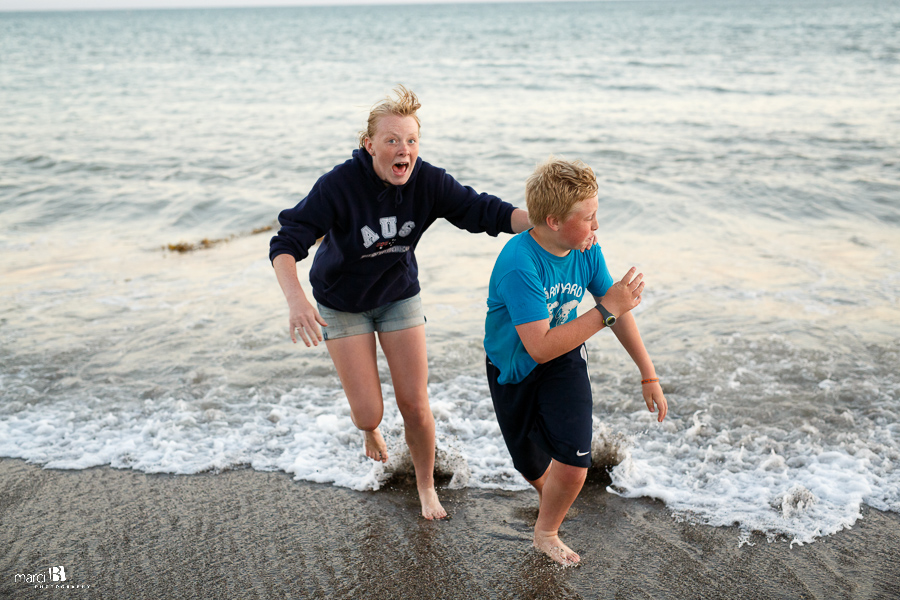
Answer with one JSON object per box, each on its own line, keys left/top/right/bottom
{"left": 515, "top": 268, "right": 644, "bottom": 365}
{"left": 601, "top": 307, "right": 668, "bottom": 422}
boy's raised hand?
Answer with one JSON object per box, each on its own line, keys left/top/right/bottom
{"left": 599, "top": 267, "right": 644, "bottom": 317}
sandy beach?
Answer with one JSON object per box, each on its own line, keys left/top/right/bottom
{"left": 1, "top": 458, "right": 897, "bottom": 599}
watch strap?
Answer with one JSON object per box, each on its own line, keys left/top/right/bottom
{"left": 595, "top": 303, "right": 616, "bottom": 327}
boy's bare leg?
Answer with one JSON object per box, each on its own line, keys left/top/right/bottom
{"left": 325, "top": 333, "right": 388, "bottom": 462}
{"left": 528, "top": 465, "right": 550, "bottom": 508}
{"left": 529, "top": 459, "right": 587, "bottom": 566}
{"left": 380, "top": 326, "right": 448, "bottom": 520}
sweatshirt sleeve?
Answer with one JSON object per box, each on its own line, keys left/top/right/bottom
{"left": 433, "top": 170, "right": 516, "bottom": 237}
{"left": 268, "top": 180, "right": 336, "bottom": 263}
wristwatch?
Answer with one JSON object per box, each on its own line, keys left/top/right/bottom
{"left": 595, "top": 303, "right": 616, "bottom": 327}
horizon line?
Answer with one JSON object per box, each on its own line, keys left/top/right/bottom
{"left": 0, "top": 0, "right": 645, "bottom": 15}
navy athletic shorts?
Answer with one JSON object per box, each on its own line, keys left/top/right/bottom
{"left": 486, "top": 344, "right": 593, "bottom": 481}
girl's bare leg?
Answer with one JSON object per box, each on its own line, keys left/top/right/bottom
{"left": 325, "top": 333, "right": 388, "bottom": 462}
{"left": 379, "top": 325, "right": 447, "bottom": 520}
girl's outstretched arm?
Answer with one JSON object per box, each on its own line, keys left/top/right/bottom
{"left": 510, "top": 208, "right": 531, "bottom": 233}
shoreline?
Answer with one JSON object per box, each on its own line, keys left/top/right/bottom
{"left": 2, "top": 458, "right": 898, "bottom": 599}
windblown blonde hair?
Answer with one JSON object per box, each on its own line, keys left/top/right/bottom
{"left": 358, "top": 85, "right": 422, "bottom": 148}
{"left": 525, "top": 157, "right": 598, "bottom": 226}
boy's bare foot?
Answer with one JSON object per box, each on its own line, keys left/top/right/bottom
{"left": 534, "top": 531, "right": 581, "bottom": 566}
{"left": 363, "top": 429, "right": 388, "bottom": 462}
{"left": 418, "top": 485, "right": 448, "bottom": 520}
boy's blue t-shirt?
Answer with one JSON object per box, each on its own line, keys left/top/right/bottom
{"left": 484, "top": 231, "right": 614, "bottom": 385}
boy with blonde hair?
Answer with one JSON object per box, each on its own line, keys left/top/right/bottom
{"left": 484, "top": 157, "right": 668, "bottom": 565}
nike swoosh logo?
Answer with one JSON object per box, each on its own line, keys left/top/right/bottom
{"left": 576, "top": 450, "right": 589, "bottom": 456}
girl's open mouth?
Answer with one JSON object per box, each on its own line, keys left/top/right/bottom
{"left": 392, "top": 162, "right": 409, "bottom": 177}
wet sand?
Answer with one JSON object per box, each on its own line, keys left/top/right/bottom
{"left": 1, "top": 458, "right": 898, "bottom": 599}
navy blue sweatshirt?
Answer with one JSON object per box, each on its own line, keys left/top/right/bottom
{"left": 269, "top": 148, "right": 517, "bottom": 313}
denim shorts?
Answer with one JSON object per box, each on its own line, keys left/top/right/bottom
{"left": 317, "top": 294, "right": 426, "bottom": 341}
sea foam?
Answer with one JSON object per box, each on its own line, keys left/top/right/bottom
{"left": 2, "top": 365, "right": 898, "bottom": 547}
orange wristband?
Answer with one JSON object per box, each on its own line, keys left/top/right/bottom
{"left": 641, "top": 378, "right": 659, "bottom": 385}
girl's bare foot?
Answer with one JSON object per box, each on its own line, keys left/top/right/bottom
{"left": 363, "top": 429, "right": 388, "bottom": 462}
{"left": 534, "top": 531, "right": 580, "bottom": 566}
{"left": 418, "top": 485, "right": 448, "bottom": 520}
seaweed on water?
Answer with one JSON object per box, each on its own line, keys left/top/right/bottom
{"left": 165, "top": 223, "right": 275, "bottom": 253}
{"left": 166, "top": 238, "right": 222, "bottom": 253}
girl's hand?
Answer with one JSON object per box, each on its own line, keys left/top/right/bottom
{"left": 580, "top": 232, "right": 598, "bottom": 252}
{"left": 287, "top": 297, "right": 328, "bottom": 347}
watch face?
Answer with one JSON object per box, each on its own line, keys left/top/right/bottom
{"left": 596, "top": 304, "right": 615, "bottom": 326}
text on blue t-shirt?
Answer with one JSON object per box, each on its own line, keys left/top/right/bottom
{"left": 484, "top": 231, "right": 614, "bottom": 384}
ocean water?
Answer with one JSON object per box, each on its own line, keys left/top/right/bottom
{"left": 1, "top": 0, "right": 899, "bottom": 546}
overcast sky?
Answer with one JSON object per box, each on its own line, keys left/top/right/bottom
{"left": 0, "top": 0, "right": 557, "bottom": 11}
